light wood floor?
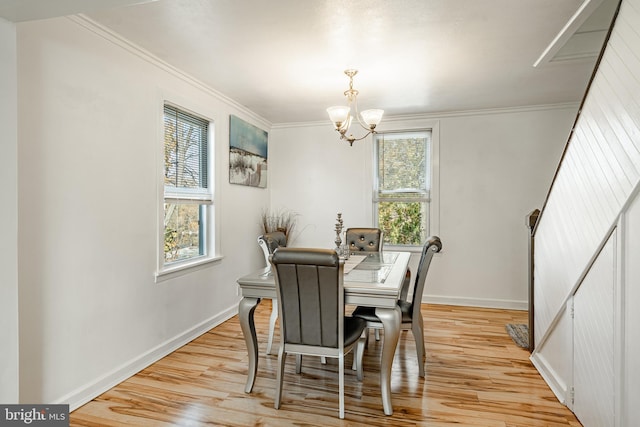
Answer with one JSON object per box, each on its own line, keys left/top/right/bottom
{"left": 70, "top": 302, "right": 582, "bottom": 426}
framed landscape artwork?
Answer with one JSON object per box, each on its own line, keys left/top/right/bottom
{"left": 229, "top": 115, "right": 268, "bottom": 188}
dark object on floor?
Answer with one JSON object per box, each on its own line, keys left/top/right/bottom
{"left": 506, "top": 323, "right": 529, "bottom": 348}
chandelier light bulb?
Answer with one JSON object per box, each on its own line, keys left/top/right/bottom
{"left": 360, "top": 109, "right": 384, "bottom": 128}
{"left": 327, "top": 106, "right": 350, "bottom": 130}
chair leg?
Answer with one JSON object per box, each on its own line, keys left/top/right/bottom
{"left": 353, "top": 327, "right": 369, "bottom": 371}
{"left": 266, "top": 301, "right": 278, "bottom": 355}
{"left": 412, "top": 318, "right": 426, "bottom": 377}
{"left": 275, "top": 347, "right": 285, "bottom": 409}
{"left": 338, "top": 354, "right": 345, "bottom": 419}
{"left": 356, "top": 335, "right": 366, "bottom": 381}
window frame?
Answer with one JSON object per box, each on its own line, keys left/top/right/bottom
{"left": 373, "top": 121, "right": 440, "bottom": 251}
{"left": 156, "top": 101, "right": 219, "bottom": 281}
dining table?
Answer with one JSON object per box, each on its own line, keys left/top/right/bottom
{"left": 236, "top": 250, "right": 411, "bottom": 416}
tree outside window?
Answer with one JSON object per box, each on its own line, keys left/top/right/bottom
{"left": 374, "top": 131, "right": 431, "bottom": 246}
{"left": 163, "top": 104, "right": 211, "bottom": 264}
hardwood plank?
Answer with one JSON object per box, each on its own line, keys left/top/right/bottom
{"left": 70, "top": 303, "right": 581, "bottom": 426}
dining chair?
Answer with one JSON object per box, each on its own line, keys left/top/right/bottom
{"left": 344, "top": 227, "right": 411, "bottom": 341}
{"left": 257, "top": 231, "right": 287, "bottom": 354}
{"left": 270, "top": 247, "right": 367, "bottom": 419}
{"left": 352, "top": 235, "right": 442, "bottom": 377}
{"left": 345, "top": 227, "right": 383, "bottom": 252}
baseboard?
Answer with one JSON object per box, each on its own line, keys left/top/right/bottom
{"left": 530, "top": 351, "right": 569, "bottom": 406}
{"left": 423, "top": 294, "right": 528, "bottom": 310}
{"left": 59, "top": 305, "right": 238, "bottom": 411}
{"left": 60, "top": 295, "right": 525, "bottom": 411}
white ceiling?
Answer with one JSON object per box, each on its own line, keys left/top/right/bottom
{"left": 0, "top": 0, "right": 158, "bottom": 22}
{"left": 2, "top": 0, "right": 619, "bottom": 125}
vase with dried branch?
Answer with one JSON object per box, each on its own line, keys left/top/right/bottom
{"left": 260, "top": 208, "right": 298, "bottom": 243}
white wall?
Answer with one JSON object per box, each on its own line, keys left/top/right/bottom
{"left": 16, "top": 16, "right": 269, "bottom": 407}
{"left": 270, "top": 106, "right": 575, "bottom": 309}
{"left": 0, "top": 17, "right": 19, "bottom": 403}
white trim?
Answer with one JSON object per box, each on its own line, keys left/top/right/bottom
{"left": 155, "top": 255, "right": 223, "bottom": 282}
{"left": 384, "top": 244, "right": 424, "bottom": 253}
{"left": 164, "top": 187, "right": 213, "bottom": 202}
{"left": 423, "top": 294, "right": 528, "bottom": 311}
{"left": 270, "top": 103, "right": 580, "bottom": 129}
{"left": 431, "top": 121, "right": 441, "bottom": 238}
{"left": 568, "top": 296, "right": 575, "bottom": 411}
{"left": 534, "top": 0, "right": 605, "bottom": 67}
{"left": 371, "top": 119, "right": 441, "bottom": 242}
{"left": 530, "top": 352, "right": 569, "bottom": 405}
{"left": 67, "top": 14, "right": 271, "bottom": 130}
{"left": 614, "top": 215, "right": 624, "bottom": 427}
{"left": 163, "top": 196, "right": 213, "bottom": 205}
{"left": 157, "top": 98, "right": 218, "bottom": 278}
{"left": 57, "top": 305, "right": 238, "bottom": 411}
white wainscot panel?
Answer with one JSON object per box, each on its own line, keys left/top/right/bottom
{"left": 530, "top": 306, "right": 573, "bottom": 405}
{"left": 623, "top": 189, "right": 640, "bottom": 426}
{"left": 573, "top": 232, "right": 615, "bottom": 427}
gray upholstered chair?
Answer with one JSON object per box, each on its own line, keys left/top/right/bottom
{"left": 257, "top": 231, "right": 287, "bottom": 354}
{"left": 352, "top": 236, "right": 442, "bottom": 377}
{"left": 270, "top": 247, "right": 367, "bottom": 419}
{"left": 345, "top": 227, "right": 383, "bottom": 252}
{"left": 344, "top": 227, "right": 410, "bottom": 341}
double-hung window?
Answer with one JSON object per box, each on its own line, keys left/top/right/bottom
{"left": 374, "top": 130, "right": 432, "bottom": 246}
{"left": 162, "top": 104, "right": 212, "bottom": 268}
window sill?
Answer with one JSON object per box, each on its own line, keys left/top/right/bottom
{"left": 384, "top": 244, "right": 423, "bottom": 253}
{"left": 155, "top": 255, "right": 223, "bottom": 283}
{"left": 384, "top": 244, "right": 444, "bottom": 255}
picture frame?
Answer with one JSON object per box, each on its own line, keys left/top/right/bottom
{"left": 229, "top": 115, "right": 268, "bottom": 188}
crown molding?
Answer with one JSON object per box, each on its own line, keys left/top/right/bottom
{"left": 271, "top": 102, "right": 580, "bottom": 130}
{"left": 67, "top": 14, "right": 272, "bottom": 130}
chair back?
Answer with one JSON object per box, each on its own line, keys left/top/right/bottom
{"left": 258, "top": 231, "right": 287, "bottom": 266}
{"left": 345, "top": 228, "right": 383, "bottom": 252}
{"left": 409, "top": 236, "right": 442, "bottom": 321}
{"left": 271, "top": 248, "right": 344, "bottom": 349}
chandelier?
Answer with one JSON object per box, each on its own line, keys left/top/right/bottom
{"left": 327, "top": 69, "right": 384, "bottom": 146}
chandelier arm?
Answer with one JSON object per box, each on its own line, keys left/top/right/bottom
{"left": 328, "top": 69, "right": 383, "bottom": 146}
{"left": 350, "top": 96, "right": 368, "bottom": 131}
{"left": 338, "top": 113, "right": 352, "bottom": 133}
{"left": 337, "top": 129, "right": 376, "bottom": 146}
{"left": 350, "top": 131, "right": 373, "bottom": 142}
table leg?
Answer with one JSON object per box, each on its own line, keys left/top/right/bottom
{"left": 375, "top": 305, "right": 401, "bottom": 416}
{"left": 266, "top": 299, "right": 278, "bottom": 355}
{"left": 239, "top": 297, "right": 260, "bottom": 393}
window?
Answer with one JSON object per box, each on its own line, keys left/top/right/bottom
{"left": 374, "top": 130, "right": 432, "bottom": 246}
{"left": 162, "top": 104, "right": 212, "bottom": 267}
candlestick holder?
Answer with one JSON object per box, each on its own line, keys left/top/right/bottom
{"left": 334, "top": 212, "right": 343, "bottom": 253}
